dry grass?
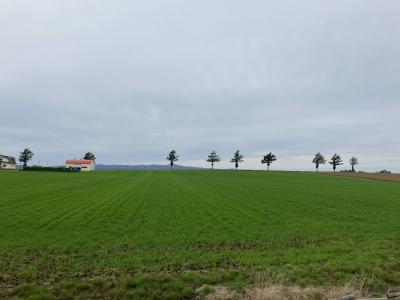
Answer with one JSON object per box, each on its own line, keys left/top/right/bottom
{"left": 250, "top": 284, "right": 359, "bottom": 300}
{"left": 249, "top": 272, "right": 366, "bottom": 300}
{"left": 204, "top": 285, "right": 361, "bottom": 300}
{"left": 203, "top": 286, "right": 242, "bottom": 300}
{"left": 202, "top": 272, "right": 368, "bottom": 300}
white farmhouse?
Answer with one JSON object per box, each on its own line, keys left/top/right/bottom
{"left": 0, "top": 154, "right": 17, "bottom": 170}
{"left": 65, "top": 159, "right": 95, "bottom": 171}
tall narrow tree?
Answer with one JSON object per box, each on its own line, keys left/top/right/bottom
{"left": 261, "top": 152, "right": 277, "bottom": 171}
{"left": 312, "top": 153, "right": 326, "bottom": 172}
{"left": 329, "top": 153, "right": 343, "bottom": 172}
{"left": 19, "top": 148, "right": 34, "bottom": 167}
{"left": 230, "top": 150, "right": 243, "bottom": 171}
{"left": 83, "top": 152, "right": 96, "bottom": 164}
{"left": 349, "top": 156, "right": 359, "bottom": 172}
{"left": 166, "top": 150, "right": 179, "bottom": 171}
{"left": 207, "top": 150, "right": 221, "bottom": 170}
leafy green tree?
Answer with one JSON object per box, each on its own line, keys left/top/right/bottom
{"left": 312, "top": 152, "right": 326, "bottom": 172}
{"left": 230, "top": 150, "right": 243, "bottom": 171}
{"left": 350, "top": 156, "right": 359, "bottom": 172}
{"left": 19, "top": 148, "right": 34, "bottom": 167}
{"left": 83, "top": 152, "right": 96, "bottom": 163}
{"left": 261, "top": 152, "right": 277, "bottom": 171}
{"left": 207, "top": 150, "right": 221, "bottom": 170}
{"left": 166, "top": 150, "right": 179, "bottom": 171}
{"left": 329, "top": 153, "right": 343, "bottom": 172}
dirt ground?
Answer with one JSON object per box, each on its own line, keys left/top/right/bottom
{"left": 323, "top": 172, "right": 400, "bottom": 182}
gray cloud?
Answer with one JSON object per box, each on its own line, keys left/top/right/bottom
{"left": 1, "top": 0, "right": 399, "bottom": 171}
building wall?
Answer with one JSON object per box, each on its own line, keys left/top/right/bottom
{"left": 0, "top": 156, "right": 17, "bottom": 170}
{"left": 0, "top": 162, "right": 16, "bottom": 170}
{"left": 65, "top": 163, "right": 95, "bottom": 171}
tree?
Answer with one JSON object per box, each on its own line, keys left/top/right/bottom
{"left": 261, "top": 152, "right": 277, "bottom": 171}
{"left": 329, "top": 153, "right": 343, "bottom": 172}
{"left": 312, "top": 153, "right": 326, "bottom": 172}
{"left": 349, "top": 156, "right": 359, "bottom": 172}
{"left": 19, "top": 148, "right": 34, "bottom": 167}
{"left": 83, "top": 152, "right": 96, "bottom": 163}
{"left": 166, "top": 150, "right": 179, "bottom": 171}
{"left": 230, "top": 150, "right": 243, "bottom": 171}
{"left": 207, "top": 150, "right": 221, "bottom": 170}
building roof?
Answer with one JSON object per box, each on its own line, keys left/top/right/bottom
{"left": 65, "top": 159, "right": 93, "bottom": 165}
{"left": 0, "top": 155, "right": 16, "bottom": 164}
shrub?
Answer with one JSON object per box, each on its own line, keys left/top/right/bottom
{"left": 379, "top": 170, "right": 391, "bottom": 174}
{"left": 22, "top": 166, "right": 75, "bottom": 172}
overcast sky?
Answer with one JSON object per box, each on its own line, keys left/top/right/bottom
{"left": 1, "top": 0, "right": 399, "bottom": 171}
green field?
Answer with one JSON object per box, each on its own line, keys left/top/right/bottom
{"left": 1, "top": 170, "right": 400, "bottom": 299}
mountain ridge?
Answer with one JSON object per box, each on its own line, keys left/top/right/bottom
{"left": 96, "top": 164, "right": 204, "bottom": 170}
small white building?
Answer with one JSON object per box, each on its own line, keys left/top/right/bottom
{"left": 65, "top": 159, "right": 95, "bottom": 171}
{"left": 0, "top": 155, "right": 17, "bottom": 170}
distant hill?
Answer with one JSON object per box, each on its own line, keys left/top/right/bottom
{"left": 96, "top": 164, "right": 204, "bottom": 170}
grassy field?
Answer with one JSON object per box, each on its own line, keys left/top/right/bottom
{"left": 1, "top": 170, "right": 400, "bottom": 299}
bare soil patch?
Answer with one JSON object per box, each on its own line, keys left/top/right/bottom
{"left": 323, "top": 172, "right": 400, "bottom": 183}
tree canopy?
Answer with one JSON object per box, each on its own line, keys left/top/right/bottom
{"left": 329, "top": 153, "right": 343, "bottom": 172}
{"left": 19, "top": 148, "right": 34, "bottom": 167}
{"left": 312, "top": 153, "right": 326, "bottom": 172}
{"left": 206, "top": 151, "right": 221, "bottom": 169}
{"left": 349, "top": 156, "right": 359, "bottom": 172}
{"left": 166, "top": 150, "right": 179, "bottom": 170}
{"left": 83, "top": 152, "right": 96, "bottom": 163}
{"left": 261, "top": 152, "right": 277, "bottom": 171}
{"left": 230, "top": 150, "right": 243, "bottom": 170}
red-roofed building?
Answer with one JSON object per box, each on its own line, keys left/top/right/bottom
{"left": 65, "top": 159, "right": 95, "bottom": 171}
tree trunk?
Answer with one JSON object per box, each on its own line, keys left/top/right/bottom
{"left": 170, "top": 163, "right": 172, "bottom": 171}
{"left": 267, "top": 164, "right": 270, "bottom": 171}
{"left": 211, "top": 162, "right": 214, "bottom": 170}
{"left": 351, "top": 165, "right": 355, "bottom": 172}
